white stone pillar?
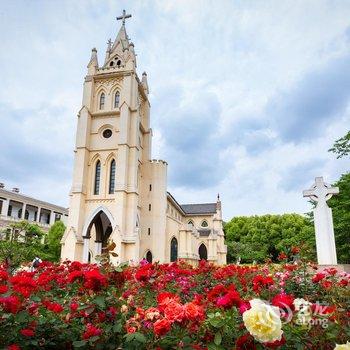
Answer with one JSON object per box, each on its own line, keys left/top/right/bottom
{"left": 49, "top": 211, "right": 56, "bottom": 225}
{"left": 21, "top": 203, "right": 27, "bottom": 219}
{"left": 36, "top": 207, "right": 41, "bottom": 223}
{"left": 83, "top": 237, "right": 90, "bottom": 263}
{"left": 95, "top": 241, "right": 102, "bottom": 256}
{"left": 1, "top": 199, "right": 9, "bottom": 217}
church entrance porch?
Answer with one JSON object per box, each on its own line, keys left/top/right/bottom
{"left": 82, "top": 210, "right": 113, "bottom": 263}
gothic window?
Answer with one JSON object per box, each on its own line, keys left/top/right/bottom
{"left": 146, "top": 250, "right": 152, "bottom": 263}
{"left": 188, "top": 220, "right": 194, "bottom": 227}
{"left": 109, "top": 159, "right": 116, "bottom": 194}
{"left": 201, "top": 220, "right": 208, "bottom": 227}
{"left": 199, "top": 244, "right": 208, "bottom": 261}
{"left": 99, "top": 93, "right": 105, "bottom": 110}
{"left": 94, "top": 160, "right": 101, "bottom": 195}
{"left": 114, "top": 91, "right": 120, "bottom": 108}
{"left": 170, "top": 237, "right": 178, "bottom": 262}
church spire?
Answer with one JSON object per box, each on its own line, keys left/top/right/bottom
{"left": 111, "top": 10, "right": 132, "bottom": 53}
{"left": 87, "top": 47, "right": 98, "bottom": 74}
{"left": 103, "top": 10, "right": 134, "bottom": 68}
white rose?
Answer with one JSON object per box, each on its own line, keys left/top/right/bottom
{"left": 334, "top": 342, "right": 350, "bottom": 350}
{"left": 243, "top": 299, "right": 283, "bottom": 343}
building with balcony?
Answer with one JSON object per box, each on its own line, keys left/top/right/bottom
{"left": 0, "top": 184, "right": 68, "bottom": 231}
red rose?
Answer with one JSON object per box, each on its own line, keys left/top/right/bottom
{"left": 216, "top": 290, "right": 241, "bottom": 309}
{"left": 164, "top": 301, "right": 184, "bottom": 322}
{"left": 70, "top": 302, "right": 79, "bottom": 312}
{"left": 238, "top": 301, "right": 251, "bottom": 314}
{"left": 0, "top": 269, "right": 9, "bottom": 282}
{"left": 7, "top": 345, "right": 20, "bottom": 350}
{"left": 265, "top": 336, "right": 286, "bottom": 348}
{"left": 0, "top": 285, "right": 8, "bottom": 294}
{"left": 83, "top": 269, "right": 107, "bottom": 291}
{"left": 47, "top": 302, "right": 64, "bottom": 313}
{"left": 272, "top": 293, "right": 294, "bottom": 311}
{"left": 322, "top": 280, "right": 332, "bottom": 289}
{"left": 82, "top": 323, "right": 102, "bottom": 339}
{"left": 236, "top": 333, "right": 256, "bottom": 350}
{"left": 184, "top": 302, "right": 204, "bottom": 321}
{"left": 312, "top": 272, "right": 326, "bottom": 283}
{"left": 20, "top": 329, "right": 34, "bottom": 337}
{"left": 154, "top": 318, "right": 171, "bottom": 336}
{"left": 0, "top": 296, "right": 21, "bottom": 314}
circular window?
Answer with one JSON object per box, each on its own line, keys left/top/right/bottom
{"left": 103, "top": 129, "right": 112, "bottom": 138}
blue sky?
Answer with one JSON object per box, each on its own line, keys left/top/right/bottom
{"left": 0, "top": 0, "right": 349, "bottom": 220}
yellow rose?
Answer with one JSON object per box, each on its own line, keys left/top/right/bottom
{"left": 243, "top": 299, "right": 283, "bottom": 343}
{"left": 334, "top": 342, "right": 350, "bottom": 350}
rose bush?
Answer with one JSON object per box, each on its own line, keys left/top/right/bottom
{"left": 0, "top": 258, "right": 349, "bottom": 349}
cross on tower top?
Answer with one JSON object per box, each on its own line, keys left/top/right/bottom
{"left": 303, "top": 176, "right": 339, "bottom": 204}
{"left": 116, "top": 9, "right": 132, "bottom": 26}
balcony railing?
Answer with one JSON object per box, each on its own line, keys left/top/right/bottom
{"left": 0, "top": 215, "right": 51, "bottom": 228}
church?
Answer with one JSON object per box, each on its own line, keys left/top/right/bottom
{"left": 60, "top": 12, "right": 227, "bottom": 266}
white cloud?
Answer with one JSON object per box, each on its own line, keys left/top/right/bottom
{"left": 0, "top": 0, "right": 349, "bottom": 219}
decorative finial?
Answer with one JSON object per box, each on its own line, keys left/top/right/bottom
{"left": 217, "top": 193, "right": 220, "bottom": 201}
{"left": 107, "top": 39, "right": 112, "bottom": 50}
{"left": 116, "top": 9, "right": 132, "bottom": 26}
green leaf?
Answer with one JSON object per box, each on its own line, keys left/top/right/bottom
{"left": 134, "top": 332, "right": 146, "bottom": 343}
{"left": 214, "top": 332, "right": 222, "bottom": 346}
{"left": 16, "top": 310, "right": 28, "bottom": 323}
{"left": 94, "top": 295, "right": 105, "bottom": 309}
{"left": 112, "top": 322, "right": 122, "bottom": 333}
{"left": 73, "top": 340, "right": 87, "bottom": 348}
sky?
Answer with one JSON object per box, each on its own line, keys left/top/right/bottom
{"left": 0, "top": 0, "right": 349, "bottom": 221}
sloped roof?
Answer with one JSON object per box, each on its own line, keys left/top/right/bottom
{"left": 180, "top": 203, "right": 217, "bottom": 215}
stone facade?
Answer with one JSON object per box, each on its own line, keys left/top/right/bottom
{"left": 60, "top": 18, "right": 227, "bottom": 265}
{"left": 0, "top": 185, "right": 68, "bottom": 232}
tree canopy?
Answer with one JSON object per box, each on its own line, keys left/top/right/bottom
{"left": 328, "top": 130, "right": 350, "bottom": 159}
{"left": 224, "top": 213, "right": 315, "bottom": 264}
{"left": 328, "top": 172, "right": 350, "bottom": 263}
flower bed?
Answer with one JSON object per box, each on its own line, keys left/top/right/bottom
{"left": 0, "top": 260, "right": 349, "bottom": 349}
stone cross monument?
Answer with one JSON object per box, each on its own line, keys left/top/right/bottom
{"left": 303, "top": 177, "right": 339, "bottom": 265}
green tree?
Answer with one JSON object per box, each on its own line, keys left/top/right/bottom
{"left": 44, "top": 220, "right": 66, "bottom": 261}
{"left": 328, "top": 130, "right": 350, "bottom": 158}
{"left": 328, "top": 172, "right": 350, "bottom": 263}
{"left": 0, "top": 221, "right": 45, "bottom": 273}
{"left": 224, "top": 214, "right": 316, "bottom": 264}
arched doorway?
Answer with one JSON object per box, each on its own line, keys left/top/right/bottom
{"left": 146, "top": 251, "right": 153, "bottom": 263}
{"left": 170, "top": 237, "right": 178, "bottom": 262}
{"left": 198, "top": 243, "right": 208, "bottom": 261}
{"left": 83, "top": 210, "right": 113, "bottom": 262}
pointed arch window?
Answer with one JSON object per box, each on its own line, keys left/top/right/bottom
{"left": 188, "top": 220, "right": 194, "bottom": 227}
{"left": 109, "top": 159, "right": 116, "bottom": 194}
{"left": 114, "top": 91, "right": 120, "bottom": 108}
{"left": 94, "top": 160, "right": 101, "bottom": 195}
{"left": 170, "top": 237, "right": 178, "bottom": 262}
{"left": 201, "top": 220, "right": 208, "bottom": 227}
{"left": 146, "top": 251, "right": 152, "bottom": 263}
{"left": 99, "top": 93, "right": 105, "bottom": 110}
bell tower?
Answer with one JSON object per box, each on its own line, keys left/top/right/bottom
{"left": 61, "top": 11, "right": 152, "bottom": 264}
